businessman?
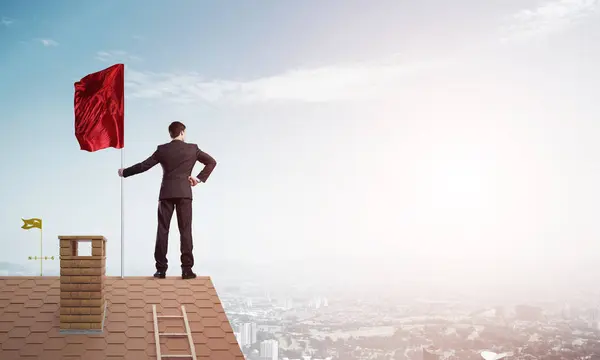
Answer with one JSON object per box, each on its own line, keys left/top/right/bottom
{"left": 118, "top": 121, "right": 217, "bottom": 279}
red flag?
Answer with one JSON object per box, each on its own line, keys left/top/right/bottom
{"left": 74, "top": 64, "right": 124, "bottom": 152}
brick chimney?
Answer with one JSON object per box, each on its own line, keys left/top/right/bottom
{"left": 58, "top": 235, "right": 107, "bottom": 333}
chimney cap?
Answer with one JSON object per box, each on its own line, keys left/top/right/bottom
{"left": 58, "top": 235, "right": 107, "bottom": 241}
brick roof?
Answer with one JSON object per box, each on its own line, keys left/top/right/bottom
{"left": 0, "top": 276, "right": 244, "bottom": 360}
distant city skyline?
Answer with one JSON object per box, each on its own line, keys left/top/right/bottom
{"left": 222, "top": 277, "right": 600, "bottom": 360}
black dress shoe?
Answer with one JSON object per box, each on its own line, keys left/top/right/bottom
{"left": 181, "top": 271, "right": 196, "bottom": 279}
{"left": 154, "top": 271, "right": 166, "bottom": 279}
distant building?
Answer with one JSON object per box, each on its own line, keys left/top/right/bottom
{"left": 310, "top": 297, "right": 323, "bottom": 309}
{"left": 260, "top": 339, "right": 279, "bottom": 360}
{"left": 562, "top": 303, "right": 571, "bottom": 319}
{"left": 587, "top": 319, "right": 600, "bottom": 331}
{"left": 284, "top": 298, "right": 294, "bottom": 310}
{"left": 238, "top": 323, "right": 258, "bottom": 347}
{"left": 588, "top": 306, "right": 600, "bottom": 329}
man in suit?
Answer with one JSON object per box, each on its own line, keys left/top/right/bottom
{"left": 118, "top": 121, "right": 217, "bottom": 279}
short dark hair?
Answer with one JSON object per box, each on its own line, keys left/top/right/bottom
{"left": 168, "top": 121, "right": 186, "bottom": 138}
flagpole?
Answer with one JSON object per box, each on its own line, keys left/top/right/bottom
{"left": 121, "top": 148, "right": 124, "bottom": 279}
{"left": 40, "top": 227, "right": 43, "bottom": 276}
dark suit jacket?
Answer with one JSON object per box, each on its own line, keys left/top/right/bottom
{"left": 123, "top": 140, "right": 217, "bottom": 200}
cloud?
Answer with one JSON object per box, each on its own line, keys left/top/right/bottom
{"left": 38, "top": 38, "right": 58, "bottom": 47}
{"left": 501, "top": 0, "right": 600, "bottom": 41}
{"left": 1, "top": 17, "right": 13, "bottom": 26}
{"left": 96, "top": 50, "right": 142, "bottom": 63}
{"left": 125, "top": 56, "right": 448, "bottom": 105}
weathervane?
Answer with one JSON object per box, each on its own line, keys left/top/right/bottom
{"left": 21, "top": 218, "right": 55, "bottom": 276}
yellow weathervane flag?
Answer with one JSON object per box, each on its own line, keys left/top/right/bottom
{"left": 22, "top": 218, "right": 42, "bottom": 230}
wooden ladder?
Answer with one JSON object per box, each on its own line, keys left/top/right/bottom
{"left": 152, "top": 304, "right": 197, "bottom": 360}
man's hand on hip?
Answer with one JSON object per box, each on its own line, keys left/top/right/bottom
{"left": 188, "top": 176, "right": 200, "bottom": 187}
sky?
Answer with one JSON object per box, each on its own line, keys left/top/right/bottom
{"left": 1, "top": 0, "right": 600, "bottom": 297}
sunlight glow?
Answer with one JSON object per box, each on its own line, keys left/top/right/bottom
{"left": 416, "top": 141, "right": 496, "bottom": 220}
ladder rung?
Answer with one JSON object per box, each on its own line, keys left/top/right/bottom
{"left": 152, "top": 304, "right": 197, "bottom": 360}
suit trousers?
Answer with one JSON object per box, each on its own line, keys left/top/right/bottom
{"left": 155, "top": 198, "right": 194, "bottom": 272}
